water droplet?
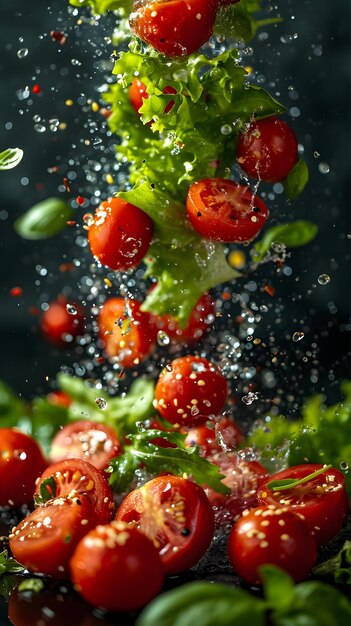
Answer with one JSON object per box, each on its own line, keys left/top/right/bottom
{"left": 95, "top": 397, "right": 107, "bottom": 411}
{"left": 340, "top": 461, "right": 349, "bottom": 471}
{"left": 66, "top": 304, "right": 77, "bottom": 315}
{"left": 313, "top": 151, "right": 320, "bottom": 158}
{"left": 157, "top": 330, "right": 170, "bottom": 346}
{"left": 271, "top": 241, "right": 286, "bottom": 253}
{"left": 191, "top": 405, "right": 200, "bottom": 416}
{"left": 318, "top": 274, "right": 331, "bottom": 285}
{"left": 220, "top": 124, "right": 232, "bottom": 135}
{"left": 242, "top": 392, "right": 259, "bottom": 405}
{"left": 71, "top": 58, "right": 82, "bottom": 66}
{"left": 292, "top": 331, "right": 304, "bottom": 342}
{"left": 34, "top": 123, "right": 46, "bottom": 133}
{"left": 17, "top": 48, "right": 28, "bottom": 58}
{"left": 165, "top": 364, "right": 173, "bottom": 372}
{"left": 318, "top": 162, "right": 330, "bottom": 174}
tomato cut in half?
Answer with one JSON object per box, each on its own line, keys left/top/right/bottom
{"left": 129, "top": 78, "right": 176, "bottom": 117}
{"left": 228, "top": 505, "right": 317, "bottom": 585}
{"left": 99, "top": 297, "right": 157, "bottom": 368}
{"left": 154, "top": 356, "right": 228, "bottom": 427}
{"left": 257, "top": 464, "right": 348, "bottom": 546}
{"left": 130, "top": 0, "right": 219, "bottom": 57}
{"left": 50, "top": 421, "right": 121, "bottom": 471}
{"left": 115, "top": 475, "right": 215, "bottom": 574}
{"left": 186, "top": 178, "right": 269, "bottom": 242}
{"left": 88, "top": 197, "right": 153, "bottom": 271}
{"left": 34, "top": 458, "right": 114, "bottom": 524}
{"left": 236, "top": 116, "right": 298, "bottom": 183}
{"left": 0, "top": 428, "right": 47, "bottom": 508}
{"left": 41, "top": 298, "right": 85, "bottom": 346}
{"left": 9, "top": 496, "right": 95, "bottom": 577}
{"left": 70, "top": 520, "right": 164, "bottom": 612}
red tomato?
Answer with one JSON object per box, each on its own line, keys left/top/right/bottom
{"left": 0, "top": 428, "right": 47, "bottom": 507}
{"left": 156, "top": 292, "right": 215, "bottom": 344}
{"left": 129, "top": 78, "right": 176, "bottom": 116}
{"left": 88, "top": 197, "right": 153, "bottom": 271}
{"left": 148, "top": 418, "right": 177, "bottom": 448}
{"left": 116, "top": 475, "right": 214, "bottom": 574}
{"left": 228, "top": 505, "right": 317, "bottom": 585}
{"left": 184, "top": 416, "right": 244, "bottom": 456}
{"left": 34, "top": 458, "right": 114, "bottom": 524}
{"left": 257, "top": 464, "right": 348, "bottom": 546}
{"left": 47, "top": 390, "right": 72, "bottom": 407}
{"left": 154, "top": 355, "right": 228, "bottom": 426}
{"left": 41, "top": 298, "right": 85, "bottom": 346}
{"left": 186, "top": 178, "right": 269, "bottom": 242}
{"left": 237, "top": 116, "right": 298, "bottom": 182}
{"left": 130, "top": 0, "right": 219, "bottom": 57}
{"left": 50, "top": 420, "right": 121, "bottom": 471}
{"left": 70, "top": 520, "right": 164, "bottom": 612}
{"left": 205, "top": 452, "right": 268, "bottom": 524}
{"left": 99, "top": 297, "right": 157, "bottom": 368}
{"left": 9, "top": 496, "right": 95, "bottom": 577}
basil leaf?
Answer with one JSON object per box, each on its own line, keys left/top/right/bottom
{"left": 266, "top": 465, "right": 331, "bottom": 492}
{"left": 260, "top": 565, "right": 296, "bottom": 611}
{"left": 284, "top": 160, "right": 309, "bottom": 199}
{"left": 14, "top": 197, "right": 73, "bottom": 240}
{"left": 313, "top": 540, "right": 351, "bottom": 584}
{"left": 253, "top": 220, "right": 318, "bottom": 262}
{"left": 0, "top": 148, "right": 23, "bottom": 170}
{"left": 0, "top": 551, "right": 25, "bottom": 576}
{"left": 273, "top": 581, "right": 351, "bottom": 626}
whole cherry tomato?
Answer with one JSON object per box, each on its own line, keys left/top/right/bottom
{"left": 155, "top": 292, "right": 215, "bottom": 345}
{"left": 184, "top": 416, "right": 244, "bottom": 457}
{"left": 50, "top": 420, "right": 121, "bottom": 470}
{"left": 129, "top": 78, "right": 176, "bottom": 117}
{"left": 41, "top": 297, "right": 85, "bottom": 346}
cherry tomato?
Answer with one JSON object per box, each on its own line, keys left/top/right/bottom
{"left": 98, "top": 297, "right": 157, "bottom": 368}
{"left": 129, "top": 78, "right": 176, "bottom": 116}
{"left": 184, "top": 416, "right": 244, "bottom": 456}
{"left": 47, "top": 390, "right": 72, "bottom": 407}
{"left": 70, "top": 520, "right": 164, "bottom": 612}
{"left": 236, "top": 116, "right": 298, "bottom": 182}
{"left": 154, "top": 355, "right": 228, "bottom": 426}
{"left": 9, "top": 496, "right": 95, "bottom": 577}
{"left": 116, "top": 475, "right": 214, "bottom": 574}
{"left": 0, "top": 428, "right": 47, "bottom": 507}
{"left": 257, "top": 464, "right": 348, "bottom": 546}
{"left": 205, "top": 452, "right": 268, "bottom": 524}
{"left": 228, "top": 505, "right": 317, "bottom": 585}
{"left": 41, "top": 298, "right": 85, "bottom": 346}
{"left": 50, "top": 420, "right": 121, "bottom": 471}
{"left": 88, "top": 197, "right": 153, "bottom": 271}
{"left": 186, "top": 178, "right": 269, "bottom": 242}
{"left": 130, "top": 0, "right": 219, "bottom": 57}
{"left": 34, "top": 458, "right": 114, "bottom": 524}
{"left": 155, "top": 292, "right": 215, "bottom": 344}
{"left": 147, "top": 418, "right": 177, "bottom": 448}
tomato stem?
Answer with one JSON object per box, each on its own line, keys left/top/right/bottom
{"left": 266, "top": 464, "right": 332, "bottom": 492}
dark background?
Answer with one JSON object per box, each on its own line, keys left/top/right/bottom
{"left": 0, "top": 0, "right": 350, "bottom": 403}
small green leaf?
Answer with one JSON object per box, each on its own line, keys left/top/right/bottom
{"left": 266, "top": 465, "right": 331, "bottom": 492}
{"left": 0, "top": 550, "right": 25, "bottom": 576}
{"left": 0, "top": 148, "right": 24, "bottom": 170}
{"left": 313, "top": 540, "right": 351, "bottom": 584}
{"left": 14, "top": 197, "right": 73, "bottom": 240}
{"left": 34, "top": 476, "right": 57, "bottom": 506}
{"left": 253, "top": 220, "right": 318, "bottom": 263}
{"left": 284, "top": 160, "right": 309, "bottom": 199}
{"left": 260, "top": 565, "right": 295, "bottom": 611}
{"left": 18, "top": 578, "right": 44, "bottom": 593}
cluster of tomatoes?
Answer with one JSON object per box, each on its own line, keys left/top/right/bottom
{"left": 0, "top": 355, "right": 348, "bottom": 613}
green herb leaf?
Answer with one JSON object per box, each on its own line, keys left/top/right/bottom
{"left": 266, "top": 465, "right": 331, "bottom": 492}
{"left": 14, "top": 197, "right": 73, "bottom": 240}
{"left": 18, "top": 578, "right": 44, "bottom": 593}
{"left": 34, "top": 476, "right": 57, "bottom": 506}
{"left": 252, "top": 220, "right": 318, "bottom": 263}
{"left": 136, "top": 581, "right": 265, "bottom": 626}
{"left": 313, "top": 540, "right": 351, "bottom": 584}
{"left": 107, "top": 430, "right": 231, "bottom": 495}
{"left": 284, "top": 160, "right": 309, "bottom": 199}
{"left": 68, "top": 0, "right": 131, "bottom": 14}
{"left": 214, "top": 2, "right": 282, "bottom": 43}
{"left": 0, "top": 148, "right": 24, "bottom": 170}
{"left": 0, "top": 551, "right": 25, "bottom": 576}
{"left": 259, "top": 565, "right": 296, "bottom": 612}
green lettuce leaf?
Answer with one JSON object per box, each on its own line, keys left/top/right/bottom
{"left": 313, "top": 540, "right": 351, "bottom": 585}
{"left": 68, "top": 0, "right": 131, "bottom": 14}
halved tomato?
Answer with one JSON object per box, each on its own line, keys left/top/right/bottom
{"left": 115, "top": 475, "right": 214, "bottom": 574}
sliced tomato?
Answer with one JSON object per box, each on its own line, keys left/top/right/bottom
{"left": 49, "top": 421, "right": 121, "bottom": 470}
{"left": 70, "top": 521, "right": 164, "bottom": 612}
{"left": 34, "top": 458, "right": 114, "bottom": 524}
{"left": 0, "top": 428, "right": 47, "bottom": 508}
{"left": 115, "top": 475, "right": 215, "bottom": 574}
{"left": 9, "top": 496, "right": 95, "bottom": 577}
{"left": 186, "top": 178, "right": 269, "bottom": 242}
{"left": 257, "top": 464, "right": 348, "bottom": 546}
{"left": 228, "top": 505, "right": 317, "bottom": 585}
{"left": 99, "top": 297, "right": 157, "bottom": 368}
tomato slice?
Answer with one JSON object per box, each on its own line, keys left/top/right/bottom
{"left": 9, "top": 496, "right": 95, "bottom": 577}
{"left": 257, "top": 464, "right": 348, "bottom": 546}
{"left": 50, "top": 420, "right": 121, "bottom": 471}
{"left": 34, "top": 459, "right": 115, "bottom": 524}
{"left": 115, "top": 475, "right": 215, "bottom": 574}
{"left": 186, "top": 178, "right": 269, "bottom": 242}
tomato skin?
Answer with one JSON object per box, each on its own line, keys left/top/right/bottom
{"left": 99, "top": 297, "right": 157, "bottom": 368}
{"left": 257, "top": 464, "right": 348, "bottom": 546}
{"left": 70, "top": 521, "right": 164, "bottom": 612}
{"left": 130, "top": 0, "right": 219, "bottom": 57}
{"left": 0, "top": 428, "right": 47, "bottom": 508}
{"left": 156, "top": 293, "right": 215, "bottom": 345}
{"left": 47, "top": 390, "right": 72, "bottom": 407}
{"left": 116, "top": 475, "right": 215, "bottom": 574}
{"left": 50, "top": 420, "right": 121, "bottom": 471}
{"left": 9, "top": 496, "right": 95, "bottom": 577}
{"left": 34, "top": 458, "right": 115, "bottom": 525}
{"left": 186, "top": 178, "right": 269, "bottom": 242}
{"left": 129, "top": 78, "right": 176, "bottom": 116}
{"left": 228, "top": 506, "right": 317, "bottom": 585}
{"left": 237, "top": 117, "right": 298, "bottom": 183}
{"left": 154, "top": 356, "right": 228, "bottom": 426}
{"left": 41, "top": 298, "right": 85, "bottom": 346}
{"left": 184, "top": 416, "right": 244, "bottom": 456}
{"left": 88, "top": 197, "right": 153, "bottom": 271}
